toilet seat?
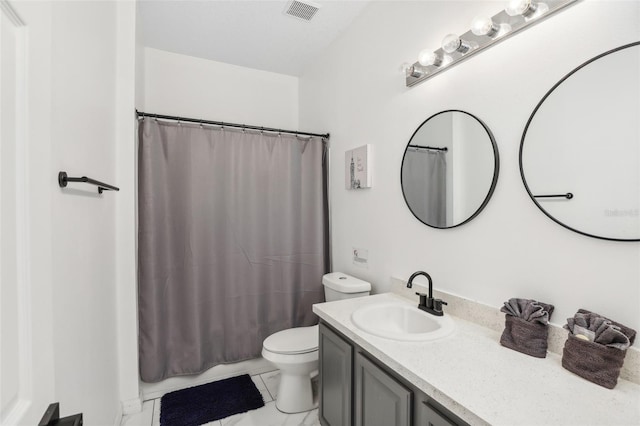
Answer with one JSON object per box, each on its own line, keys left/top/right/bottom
{"left": 263, "top": 325, "right": 319, "bottom": 355}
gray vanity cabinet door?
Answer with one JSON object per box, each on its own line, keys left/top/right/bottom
{"left": 319, "top": 323, "right": 353, "bottom": 426}
{"left": 417, "top": 402, "right": 458, "bottom": 426}
{"left": 354, "top": 352, "right": 411, "bottom": 426}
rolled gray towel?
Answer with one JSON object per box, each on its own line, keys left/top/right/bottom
{"left": 500, "top": 298, "right": 555, "bottom": 358}
{"left": 596, "top": 326, "right": 631, "bottom": 350}
{"left": 500, "top": 298, "right": 554, "bottom": 324}
{"left": 562, "top": 309, "right": 637, "bottom": 389}
{"left": 564, "top": 309, "right": 636, "bottom": 350}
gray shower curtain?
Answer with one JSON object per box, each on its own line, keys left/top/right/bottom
{"left": 138, "top": 118, "right": 329, "bottom": 382}
{"left": 402, "top": 149, "right": 447, "bottom": 227}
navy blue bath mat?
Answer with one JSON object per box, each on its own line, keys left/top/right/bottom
{"left": 160, "top": 374, "right": 264, "bottom": 426}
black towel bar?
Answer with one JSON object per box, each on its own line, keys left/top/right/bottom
{"left": 534, "top": 193, "right": 573, "bottom": 199}
{"left": 58, "top": 171, "right": 119, "bottom": 194}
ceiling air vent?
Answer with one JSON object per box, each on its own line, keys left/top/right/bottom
{"left": 284, "top": 0, "right": 320, "bottom": 21}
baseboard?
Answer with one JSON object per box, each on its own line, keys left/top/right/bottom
{"left": 113, "top": 404, "right": 123, "bottom": 426}
{"left": 1, "top": 399, "right": 30, "bottom": 426}
{"left": 140, "top": 357, "right": 275, "bottom": 401}
{"left": 121, "top": 397, "right": 143, "bottom": 416}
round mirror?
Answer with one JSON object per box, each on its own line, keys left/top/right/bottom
{"left": 401, "top": 110, "right": 499, "bottom": 228}
{"left": 520, "top": 42, "right": 640, "bottom": 241}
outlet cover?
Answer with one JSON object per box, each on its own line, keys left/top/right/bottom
{"left": 352, "top": 247, "right": 368, "bottom": 268}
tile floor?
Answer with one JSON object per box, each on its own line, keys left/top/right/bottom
{"left": 121, "top": 370, "right": 320, "bottom": 426}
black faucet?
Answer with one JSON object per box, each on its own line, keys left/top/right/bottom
{"left": 406, "top": 271, "right": 447, "bottom": 316}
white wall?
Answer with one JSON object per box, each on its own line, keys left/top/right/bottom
{"left": 49, "top": 1, "right": 121, "bottom": 423}
{"left": 2, "top": 1, "right": 24, "bottom": 415}
{"left": 139, "top": 47, "right": 299, "bottom": 129}
{"left": 299, "top": 0, "right": 640, "bottom": 340}
{"left": 3, "top": 2, "right": 56, "bottom": 424}
{"left": 7, "top": 1, "right": 133, "bottom": 424}
{"left": 116, "top": 0, "right": 141, "bottom": 415}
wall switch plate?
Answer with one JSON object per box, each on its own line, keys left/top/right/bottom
{"left": 352, "top": 247, "right": 368, "bottom": 268}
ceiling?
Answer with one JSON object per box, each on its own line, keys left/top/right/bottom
{"left": 137, "top": 0, "right": 371, "bottom": 77}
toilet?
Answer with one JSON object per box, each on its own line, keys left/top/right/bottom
{"left": 261, "top": 272, "right": 371, "bottom": 413}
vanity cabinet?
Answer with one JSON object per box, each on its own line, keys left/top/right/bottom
{"left": 319, "top": 321, "right": 467, "bottom": 426}
{"left": 354, "top": 352, "right": 411, "bottom": 426}
{"left": 319, "top": 322, "right": 353, "bottom": 426}
{"left": 417, "top": 402, "right": 457, "bottom": 426}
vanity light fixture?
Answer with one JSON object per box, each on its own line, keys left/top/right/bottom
{"left": 471, "top": 16, "right": 505, "bottom": 37}
{"left": 418, "top": 50, "right": 443, "bottom": 67}
{"left": 404, "top": 63, "right": 426, "bottom": 78}
{"left": 471, "top": 16, "right": 499, "bottom": 37}
{"left": 406, "top": 0, "right": 579, "bottom": 87}
{"left": 441, "top": 34, "right": 472, "bottom": 54}
{"left": 505, "top": 0, "right": 549, "bottom": 18}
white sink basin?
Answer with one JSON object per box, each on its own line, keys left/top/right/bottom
{"left": 351, "top": 302, "right": 455, "bottom": 341}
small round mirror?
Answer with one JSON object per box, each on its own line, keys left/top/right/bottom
{"left": 401, "top": 110, "right": 499, "bottom": 228}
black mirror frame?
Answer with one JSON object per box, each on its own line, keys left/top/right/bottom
{"left": 519, "top": 41, "right": 640, "bottom": 242}
{"left": 401, "top": 109, "right": 500, "bottom": 229}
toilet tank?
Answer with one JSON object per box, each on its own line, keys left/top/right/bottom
{"left": 322, "top": 272, "right": 371, "bottom": 302}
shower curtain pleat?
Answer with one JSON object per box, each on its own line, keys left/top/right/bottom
{"left": 402, "top": 150, "right": 447, "bottom": 227}
{"left": 427, "top": 151, "right": 447, "bottom": 227}
{"left": 137, "top": 119, "right": 329, "bottom": 382}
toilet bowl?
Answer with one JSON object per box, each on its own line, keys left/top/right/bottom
{"left": 261, "top": 325, "right": 319, "bottom": 413}
{"left": 261, "top": 272, "right": 371, "bottom": 413}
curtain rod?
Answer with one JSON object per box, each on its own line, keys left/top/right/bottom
{"left": 408, "top": 144, "right": 448, "bottom": 152}
{"left": 136, "top": 110, "right": 330, "bottom": 139}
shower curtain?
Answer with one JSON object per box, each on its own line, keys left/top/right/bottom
{"left": 402, "top": 149, "right": 447, "bottom": 227}
{"left": 137, "top": 118, "right": 330, "bottom": 382}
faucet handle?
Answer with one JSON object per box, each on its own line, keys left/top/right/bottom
{"left": 416, "top": 293, "right": 428, "bottom": 308}
{"left": 434, "top": 299, "right": 448, "bottom": 312}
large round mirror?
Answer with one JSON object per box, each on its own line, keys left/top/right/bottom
{"left": 401, "top": 110, "right": 499, "bottom": 228}
{"left": 520, "top": 42, "right": 640, "bottom": 241}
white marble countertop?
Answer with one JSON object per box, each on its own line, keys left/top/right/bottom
{"left": 313, "top": 293, "right": 640, "bottom": 426}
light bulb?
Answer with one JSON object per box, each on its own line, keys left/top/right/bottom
{"left": 442, "top": 34, "right": 471, "bottom": 54}
{"left": 471, "top": 16, "right": 499, "bottom": 37}
{"left": 418, "top": 50, "right": 442, "bottom": 67}
{"left": 506, "top": 0, "right": 536, "bottom": 16}
{"left": 400, "top": 62, "right": 412, "bottom": 75}
{"left": 441, "top": 34, "right": 460, "bottom": 53}
{"left": 506, "top": 0, "right": 549, "bottom": 19}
